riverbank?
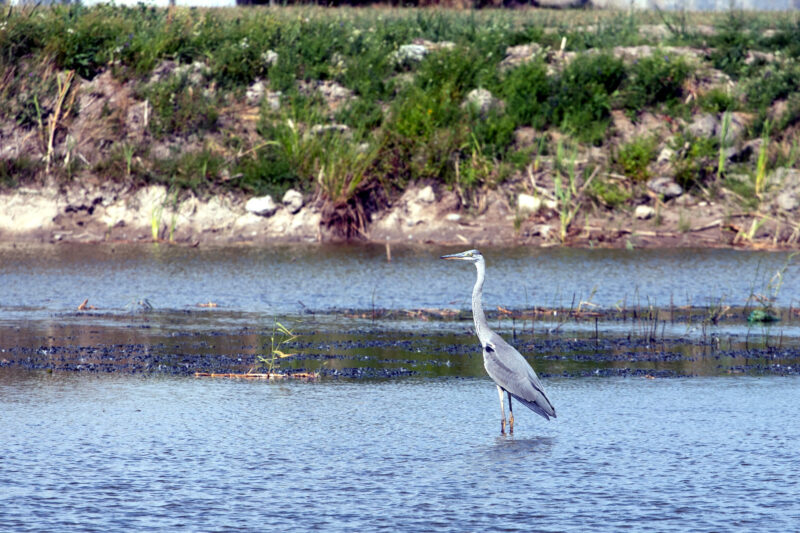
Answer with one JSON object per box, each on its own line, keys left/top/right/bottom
{"left": 2, "top": 6, "right": 800, "bottom": 249}
{"left": 0, "top": 180, "right": 796, "bottom": 248}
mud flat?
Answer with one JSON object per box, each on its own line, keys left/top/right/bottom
{"left": 3, "top": 309, "right": 800, "bottom": 378}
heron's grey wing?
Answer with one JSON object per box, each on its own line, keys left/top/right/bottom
{"left": 483, "top": 333, "right": 556, "bottom": 420}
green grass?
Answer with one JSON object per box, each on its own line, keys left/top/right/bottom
{"left": 616, "top": 136, "right": 658, "bottom": 182}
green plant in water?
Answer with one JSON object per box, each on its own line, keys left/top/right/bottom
{"left": 746, "top": 252, "right": 798, "bottom": 321}
{"left": 256, "top": 320, "right": 297, "bottom": 375}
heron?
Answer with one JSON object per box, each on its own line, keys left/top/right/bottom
{"left": 441, "top": 249, "right": 556, "bottom": 434}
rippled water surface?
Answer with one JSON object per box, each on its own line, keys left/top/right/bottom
{"left": 1, "top": 372, "right": 799, "bottom": 531}
{"left": 2, "top": 243, "right": 800, "bottom": 321}
{"left": 3, "top": 243, "right": 800, "bottom": 531}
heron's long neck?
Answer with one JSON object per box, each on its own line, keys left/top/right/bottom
{"left": 472, "top": 259, "right": 492, "bottom": 344}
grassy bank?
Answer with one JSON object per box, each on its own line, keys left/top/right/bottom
{"left": 1, "top": 5, "right": 800, "bottom": 239}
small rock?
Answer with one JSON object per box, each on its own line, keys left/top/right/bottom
{"left": 246, "top": 80, "right": 266, "bottom": 106}
{"left": 647, "top": 177, "right": 684, "bottom": 200}
{"left": 261, "top": 50, "right": 279, "bottom": 67}
{"left": 394, "top": 40, "right": 454, "bottom": 67}
{"left": 463, "top": 88, "right": 500, "bottom": 116}
{"left": 657, "top": 146, "right": 675, "bottom": 164}
{"left": 500, "top": 43, "right": 543, "bottom": 71}
{"left": 725, "top": 138, "right": 761, "bottom": 163}
{"left": 721, "top": 113, "right": 748, "bottom": 145}
{"left": 768, "top": 167, "right": 800, "bottom": 189}
{"left": 445, "top": 213, "right": 462, "bottom": 222}
{"left": 745, "top": 50, "right": 776, "bottom": 65}
{"left": 417, "top": 186, "right": 435, "bottom": 204}
{"left": 533, "top": 224, "right": 552, "bottom": 239}
{"left": 776, "top": 191, "right": 799, "bottom": 211}
{"left": 514, "top": 127, "right": 537, "bottom": 147}
{"left": 282, "top": 189, "right": 304, "bottom": 214}
{"left": 688, "top": 113, "right": 719, "bottom": 139}
{"left": 394, "top": 44, "right": 429, "bottom": 65}
{"left": 518, "top": 193, "right": 542, "bottom": 215}
{"left": 413, "top": 38, "right": 455, "bottom": 52}
{"left": 265, "top": 90, "right": 282, "bottom": 112}
{"left": 317, "top": 80, "right": 353, "bottom": 102}
{"left": 245, "top": 195, "right": 278, "bottom": 217}
{"left": 309, "top": 124, "right": 350, "bottom": 136}
{"left": 634, "top": 205, "right": 655, "bottom": 220}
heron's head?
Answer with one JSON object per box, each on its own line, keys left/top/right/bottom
{"left": 440, "top": 249, "right": 483, "bottom": 263}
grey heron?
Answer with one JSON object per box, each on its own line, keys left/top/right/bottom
{"left": 441, "top": 249, "right": 556, "bottom": 434}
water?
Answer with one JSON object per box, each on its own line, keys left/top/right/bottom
{"left": 1, "top": 371, "right": 798, "bottom": 531}
{"left": 3, "top": 243, "right": 800, "bottom": 530}
{"left": 1, "top": 243, "right": 798, "bottom": 322}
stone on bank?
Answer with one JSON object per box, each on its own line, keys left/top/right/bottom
{"left": 245, "top": 195, "right": 278, "bottom": 217}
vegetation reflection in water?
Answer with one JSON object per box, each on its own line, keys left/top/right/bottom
{"left": 3, "top": 306, "right": 800, "bottom": 379}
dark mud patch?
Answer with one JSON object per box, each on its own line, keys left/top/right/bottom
{"left": 3, "top": 319, "right": 800, "bottom": 379}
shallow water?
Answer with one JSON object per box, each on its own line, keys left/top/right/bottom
{"left": 3, "top": 244, "right": 800, "bottom": 530}
{"left": 1, "top": 243, "right": 799, "bottom": 322}
{"left": 1, "top": 371, "right": 798, "bottom": 532}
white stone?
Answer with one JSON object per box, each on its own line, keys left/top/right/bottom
{"left": 688, "top": 113, "right": 719, "bottom": 139}
{"left": 647, "top": 177, "right": 684, "bottom": 199}
{"left": 657, "top": 146, "right": 675, "bottom": 164}
{"left": 0, "top": 189, "right": 60, "bottom": 232}
{"left": 445, "top": 213, "right": 462, "bottom": 222}
{"left": 463, "top": 88, "right": 499, "bottom": 115}
{"left": 777, "top": 191, "right": 799, "bottom": 211}
{"left": 533, "top": 224, "right": 552, "bottom": 238}
{"left": 261, "top": 50, "right": 279, "bottom": 67}
{"left": 635, "top": 205, "right": 656, "bottom": 220}
{"left": 417, "top": 185, "right": 435, "bottom": 204}
{"left": 517, "top": 193, "right": 542, "bottom": 215}
{"left": 309, "top": 124, "right": 350, "bottom": 136}
{"left": 282, "top": 189, "right": 304, "bottom": 214}
{"left": 245, "top": 195, "right": 278, "bottom": 217}
{"left": 265, "top": 90, "right": 281, "bottom": 111}
{"left": 394, "top": 44, "right": 429, "bottom": 65}
{"left": 246, "top": 80, "right": 266, "bottom": 106}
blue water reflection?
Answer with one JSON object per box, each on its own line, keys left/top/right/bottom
{"left": 1, "top": 244, "right": 798, "bottom": 321}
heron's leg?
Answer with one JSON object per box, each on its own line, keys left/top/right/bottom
{"left": 497, "top": 385, "right": 506, "bottom": 434}
{"left": 508, "top": 394, "right": 515, "bottom": 434}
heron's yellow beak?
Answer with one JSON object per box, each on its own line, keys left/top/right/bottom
{"left": 440, "top": 252, "right": 469, "bottom": 260}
